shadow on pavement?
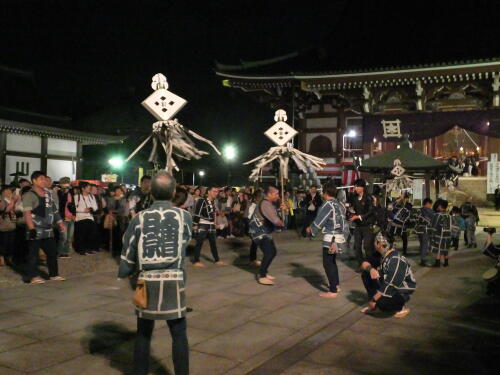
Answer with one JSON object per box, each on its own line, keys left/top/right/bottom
{"left": 289, "top": 262, "right": 328, "bottom": 292}
{"left": 345, "top": 289, "right": 368, "bottom": 306}
{"left": 400, "top": 296, "right": 500, "bottom": 375}
{"left": 83, "top": 322, "right": 172, "bottom": 375}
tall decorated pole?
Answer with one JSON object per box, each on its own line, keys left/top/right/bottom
{"left": 126, "top": 73, "right": 221, "bottom": 174}
{"left": 244, "top": 109, "right": 325, "bottom": 206}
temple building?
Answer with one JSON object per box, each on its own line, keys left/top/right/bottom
{"left": 215, "top": 53, "right": 500, "bottom": 179}
{"left": 0, "top": 64, "right": 123, "bottom": 184}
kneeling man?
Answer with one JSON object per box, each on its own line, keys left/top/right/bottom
{"left": 360, "top": 232, "right": 416, "bottom": 317}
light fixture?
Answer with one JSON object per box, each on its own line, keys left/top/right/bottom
{"left": 198, "top": 170, "right": 205, "bottom": 177}
{"left": 476, "top": 146, "right": 480, "bottom": 151}
{"left": 373, "top": 138, "right": 377, "bottom": 143}
{"left": 223, "top": 144, "right": 237, "bottom": 161}
{"left": 460, "top": 147, "right": 464, "bottom": 152}
{"left": 108, "top": 156, "right": 125, "bottom": 169}
{"left": 348, "top": 130, "right": 356, "bottom": 137}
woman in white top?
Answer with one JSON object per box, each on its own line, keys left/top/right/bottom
{"left": 74, "top": 182, "right": 99, "bottom": 255}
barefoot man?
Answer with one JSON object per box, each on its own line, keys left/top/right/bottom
{"left": 307, "top": 180, "right": 348, "bottom": 298}
{"left": 360, "top": 232, "right": 416, "bottom": 318}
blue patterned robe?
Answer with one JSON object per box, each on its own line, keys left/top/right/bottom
{"left": 118, "top": 200, "right": 192, "bottom": 320}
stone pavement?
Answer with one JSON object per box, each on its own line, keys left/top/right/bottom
{"left": 0, "top": 230, "right": 499, "bottom": 375}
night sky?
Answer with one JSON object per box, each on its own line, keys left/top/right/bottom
{"left": 1, "top": 1, "right": 500, "bottom": 184}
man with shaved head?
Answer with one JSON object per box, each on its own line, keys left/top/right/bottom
{"left": 119, "top": 171, "right": 192, "bottom": 375}
{"left": 248, "top": 184, "right": 285, "bottom": 285}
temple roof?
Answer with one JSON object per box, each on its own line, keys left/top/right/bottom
{"left": 0, "top": 108, "right": 124, "bottom": 145}
{"left": 216, "top": 2, "right": 500, "bottom": 87}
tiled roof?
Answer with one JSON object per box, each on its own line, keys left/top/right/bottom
{"left": 0, "top": 118, "right": 124, "bottom": 145}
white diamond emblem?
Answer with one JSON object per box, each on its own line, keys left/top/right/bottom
{"left": 141, "top": 88, "right": 187, "bottom": 121}
{"left": 264, "top": 121, "right": 298, "bottom": 146}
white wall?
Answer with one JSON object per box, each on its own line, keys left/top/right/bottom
{"left": 47, "top": 159, "right": 76, "bottom": 181}
{"left": 6, "top": 134, "right": 41, "bottom": 153}
{"left": 47, "top": 138, "right": 77, "bottom": 157}
{"left": 306, "top": 117, "right": 338, "bottom": 129}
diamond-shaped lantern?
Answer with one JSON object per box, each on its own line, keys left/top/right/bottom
{"left": 264, "top": 110, "right": 298, "bottom": 146}
{"left": 142, "top": 89, "right": 187, "bottom": 121}
{"left": 391, "top": 159, "right": 406, "bottom": 177}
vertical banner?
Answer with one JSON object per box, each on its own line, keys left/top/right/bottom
{"left": 487, "top": 153, "right": 500, "bottom": 194}
{"left": 138, "top": 167, "right": 144, "bottom": 186}
{"left": 412, "top": 179, "right": 424, "bottom": 201}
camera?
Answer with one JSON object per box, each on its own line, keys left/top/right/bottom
{"left": 88, "top": 207, "right": 95, "bottom": 214}
{"left": 483, "top": 227, "right": 497, "bottom": 234}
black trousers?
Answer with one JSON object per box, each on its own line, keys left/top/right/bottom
{"left": 26, "top": 237, "right": 59, "bottom": 279}
{"left": 322, "top": 247, "right": 339, "bottom": 292}
{"left": 134, "top": 317, "right": 189, "bottom": 375}
{"left": 193, "top": 226, "right": 220, "bottom": 262}
{"left": 249, "top": 240, "right": 258, "bottom": 261}
{"left": 354, "top": 226, "right": 374, "bottom": 264}
{"left": 388, "top": 228, "right": 408, "bottom": 253}
{"left": 301, "top": 213, "right": 316, "bottom": 236}
{"left": 74, "top": 219, "right": 99, "bottom": 253}
{"left": 0, "top": 230, "right": 16, "bottom": 258}
{"left": 451, "top": 237, "right": 459, "bottom": 250}
{"left": 361, "top": 271, "right": 407, "bottom": 312}
{"left": 256, "top": 237, "right": 277, "bottom": 277}
{"left": 216, "top": 227, "right": 229, "bottom": 238}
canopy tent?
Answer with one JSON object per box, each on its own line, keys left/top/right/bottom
{"left": 360, "top": 134, "right": 448, "bottom": 199}
{"left": 360, "top": 134, "right": 448, "bottom": 174}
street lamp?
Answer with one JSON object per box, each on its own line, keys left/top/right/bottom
{"left": 108, "top": 156, "right": 125, "bottom": 169}
{"left": 222, "top": 144, "right": 237, "bottom": 185}
{"left": 342, "top": 131, "right": 360, "bottom": 160}
{"left": 198, "top": 170, "right": 205, "bottom": 185}
{"left": 108, "top": 156, "right": 125, "bottom": 183}
{"left": 223, "top": 144, "right": 237, "bottom": 161}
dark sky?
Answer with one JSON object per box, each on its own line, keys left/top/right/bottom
{"left": 1, "top": 0, "right": 500, "bottom": 184}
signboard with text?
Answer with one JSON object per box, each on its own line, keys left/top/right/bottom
{"left": 487, "top": 153, "right": 500, "bottom": 194}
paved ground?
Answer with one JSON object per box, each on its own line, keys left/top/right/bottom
{"left": 478, "top": 207, "right": 500, "bottom": 227}
{"left": 0, "top": 228, "right": 499, "bottom": 375}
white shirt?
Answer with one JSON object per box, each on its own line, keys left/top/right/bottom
{"left": 74, "top": 194, "right": 98, "bottom": 222}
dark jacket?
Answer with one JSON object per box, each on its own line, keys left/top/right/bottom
{"left": 373, "top": 205, "right": 389, "bottom": 232}
{"left": 460, "top": 202, "right": 479, "bottom": 223}
{"left": 193, "top": 198, "right": 217, "bottom": 225}
{"left": 348, "top": 192, "right": 375, "bottom": 226}
{"left": 301, "top": 193, "right": 323, "bottom": 216}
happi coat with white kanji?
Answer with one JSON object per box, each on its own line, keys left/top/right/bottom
{"left": 118, "top": 200, "right": 192, "bottom": 320}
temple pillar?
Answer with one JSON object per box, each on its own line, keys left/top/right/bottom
{"left": 337, "top": 107, "right": 345, "bottom": 161}
{"left": 424, "top": 172, "right": 431, "bottom": 199}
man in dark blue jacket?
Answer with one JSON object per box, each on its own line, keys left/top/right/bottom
{"left": 360, "top": 232, "right": 416, "bottom": 318}
{"left": 415, "top": 198, "right": 434, "bottom": 267}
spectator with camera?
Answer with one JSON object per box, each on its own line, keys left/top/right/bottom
{"left": 460, "top": 199, "right": 479, "bottom": 246}
{"left": 74, "top": 181, "right": 99, "bottom": 255}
